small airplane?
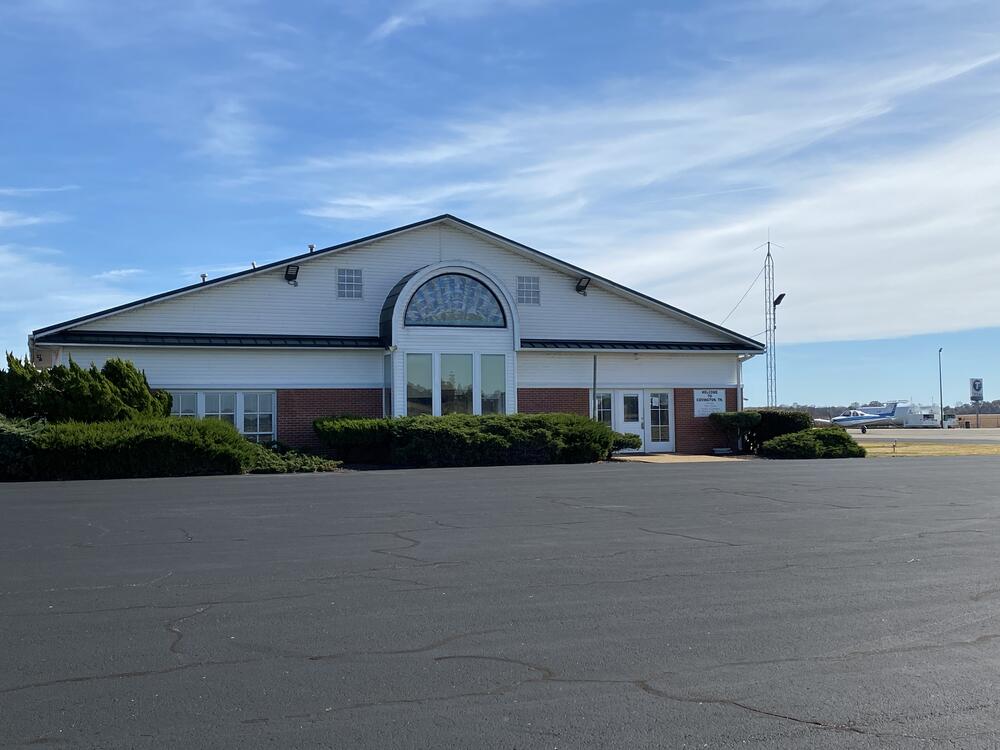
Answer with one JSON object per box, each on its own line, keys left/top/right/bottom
{"left": 816, "top": 402, "right": 907, "bottom": 433}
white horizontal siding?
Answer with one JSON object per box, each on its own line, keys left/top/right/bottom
{"left": 517, "top": 352, "right": 738, "bottom": 389}
{"left": 73, "top": 222, "right": 733, "bottom": 344}
{"left": 57, "top": 347, "right": 383, "bottom": 389}
{"left": 437, "top": 225, "right": 732, "bottom": 343}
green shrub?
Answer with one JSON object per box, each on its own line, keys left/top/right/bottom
{"left": 0, "top": 416, "right": 44, "bottom": 481}
{"left": 746, "top": 409, "right": 814, "bottom": 451}
{"left": 612, "top": 432, "right": 643, "bottom": 452}
{"left": 0, "top": 354, "right": 169, "bottom": 422}
{"left": 812, "top": 427, "right": 867, "bottom": 458}
{"left": 709, "top": 411, "right": 762, "bottom": 452}
{"left": 314, "top": 413, "right": 632, "bottom": 467}
{"left": 1, "top": 417, "right": 339, "bottom": 481}
{"left": 759, "top": 427, "right": 865, "bottom": 459}
{"left": 312, "top": 417, "right": 392, "bottom": 463}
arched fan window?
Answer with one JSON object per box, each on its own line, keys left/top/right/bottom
{"left": 404, "top": 274, "right": 506, "bottom": 327}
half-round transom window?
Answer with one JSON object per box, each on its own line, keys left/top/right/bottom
{"left": 404, "top": 273, "right": 506, "bottom": 327}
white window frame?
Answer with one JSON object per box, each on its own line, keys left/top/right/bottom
{"left": 403, "top": 352, "right": 510, "bottom": 417}
{"left": 516, "top": 275, "right": 540, "bottom": 305}
{"left": 241, "top": 391, "right": 276, "bottom": 444}
{"left": 337, "top": 268, "right": 364, "bottom": 299}
{"left": 166, "top": 390, "right": 277, "bottom": 442}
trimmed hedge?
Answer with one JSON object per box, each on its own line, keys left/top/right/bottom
{"left": 746, "top": 409, "right": 814, "bottom": 452}
{"left": 708, "top": 411, "right": 762, "bottom": 452}
{"left": 314, "top": 413, "right": 640, "bottom": 467}
{"left": 0, "top": 416, "right": 339, "bottom": 481}
{"left": 758, "top": 427, "right": 866, "bottom": 459}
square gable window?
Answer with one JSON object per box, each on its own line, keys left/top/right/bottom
{"left": 517, "top": 275, "right": 540, "bottom": 304}
{"left": 338, "top": 268, "right": 363, "bottom": 298}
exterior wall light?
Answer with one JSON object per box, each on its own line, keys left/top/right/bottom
{"left": 576, "top": 277, "right": 591, "bottom": 295}
{"left": 285, "top": 265, "right": 300, "bottom": 286}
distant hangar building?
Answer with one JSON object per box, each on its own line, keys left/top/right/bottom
{"left": 29, "top": 215, "right": 764, "bottom": 454}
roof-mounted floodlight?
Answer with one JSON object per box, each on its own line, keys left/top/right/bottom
{"left": 285, "top": 264, "right": 300, "bottom": 286}
{"left": 575, "top": 276, "right": 591, "bottom": 295}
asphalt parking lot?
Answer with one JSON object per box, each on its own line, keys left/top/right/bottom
{"left": 4, "top": 458, "right": 1000, "bottom": 748}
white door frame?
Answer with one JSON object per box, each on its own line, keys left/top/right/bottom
{"left": 644, "top": 389, "right": 675, "bottom": 453}
{"left": 605, "top": 388, "right": 675, "bottom": 453}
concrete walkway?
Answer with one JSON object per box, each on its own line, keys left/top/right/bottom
{"left": 614, "top": 452, "right": 751, "bottom": 464}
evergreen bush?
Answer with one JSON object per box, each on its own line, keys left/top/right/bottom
{"left": 758, "top": 427, "right": 866, "bottom": 459}
{"left": 314, "top": 413, "right": 635, "bottom": 467}
{"left": 0, "top": 416, "right": 339, "bottom": 481}
{"left": 708, "top": 411, "right": 763, "bottom": 452}
{"left": 745, "top": 409, "right": 814, "bottom": 451}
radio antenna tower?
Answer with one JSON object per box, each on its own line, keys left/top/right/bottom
{"left": 764, "top": 241, "right": 777, "bottom": 407}
{"left": 763, "top": 240, "right": 786, "bottom": 407}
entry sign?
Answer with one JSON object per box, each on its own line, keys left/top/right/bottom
{"left": 970, "top": 378, "right": 984, "bottom": 402}
{"left": 694, "top": 389, "right": 727, "bottom": 417}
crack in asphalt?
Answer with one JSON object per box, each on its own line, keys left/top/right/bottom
{"left": 638, "top": 527, "right": 743, "bottom": 547}
{"left": 0, "top": 659, "right": 260, "bottom": 695}
{"left": 308, "top": 628, "right": 505, "bottom": 662}
{"left": 166, "top": 605, "right": 212, "bottom": 655}
{"left": 633, "top": 679, "right": 867, "bottom": 734}
{"left": 1, "top": 592, "right": 315, "bottom": 618}
{"left": 539, "top": 496, "right": 638, "bottom": 517}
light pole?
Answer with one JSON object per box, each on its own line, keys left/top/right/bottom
{"left": 938, "top": 347, "right": 944, "bottom": 429}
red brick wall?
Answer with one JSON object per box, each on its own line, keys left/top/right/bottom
{"left": 277, "top": 388, "right": 382, "bottom": 453}
{"left": 673, "top": 387, "right": 738, "bottom": 454}
{"left": 517, "top": 388, "right": 590, "bottom": 416}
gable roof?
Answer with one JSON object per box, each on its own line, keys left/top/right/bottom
{"left": 32, "top": 214, "right": 764, "bottom": 351}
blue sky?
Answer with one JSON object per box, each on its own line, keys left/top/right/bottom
{"left": 2, "top": 0, "right": 999, "bottom": 406}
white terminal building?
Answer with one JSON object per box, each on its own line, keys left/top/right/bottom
{"left": 30, "top": 215, "right": 765, "bottom": 453}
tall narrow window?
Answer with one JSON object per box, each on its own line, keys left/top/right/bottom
{"left": 204, "top": 392, "right": 236, "bottom": 425}
{"left": 516, "top": 275, "right": 540, "bottom": 304}
{"left": 406, "top": 354, "right": 433, "bottom": 416}
{"left": 481, "top": 354, "right": 505, "bottom": 415}
{"left": 595, "top": 392, "right": 612, "bottom": 425}
{"left": 383, "top": 355, "right": 393, "bottom": 417}
{"left": 242, "top": 392, "right": 274, "bottom": 443}
{"left": 337, "top": 268, "right": 363, "bottom": 298}
{"left": 440, "top": 354, "right": 473, "bottom": 414}
{"left": 169, "top": 392, "right": 197, "bottom": 418}
{"left": 650, "top": 392, "right": 670, "bottom": 442}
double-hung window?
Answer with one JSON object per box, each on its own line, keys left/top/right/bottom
{"left": 204, "top": 392, "right": 236, "bottom": 425}
{"left": 169, "top": 392, "right": 198, "bottom": 418}
{"left": 595, "top": 392, "right": 612, "bottom": 425}
{"left": 168, "top": 391, "right": 275, "bottom": 442}
{"left": 242, "top": 392, "right": 275, "bottom": 443}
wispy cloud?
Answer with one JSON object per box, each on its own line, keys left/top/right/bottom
{"left": 0, "top": 244, "right": 140, "bottom": 356}
{"left": 369, "top": 0, "right": 554, "bottom": 40}
{"left": 195, "top": 97, "right": 266, "bottom": 160}
{"left": 91, "top": 268, "right": 146, "bottom": 281}
{"left": 0, "top": 185, "right": 79, "bottom": 197}
{"left": 0, "top": 210, "right": 65, "bottom": 228}
{"left": 369, "top": 13, "right": 423, "bottom": 41}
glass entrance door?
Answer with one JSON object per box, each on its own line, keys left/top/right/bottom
{"left": 617, "top": 392, "right": 644, "bottom": 452}
{"left": 646, "top": 390, "right": 674, "bottom": 452}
